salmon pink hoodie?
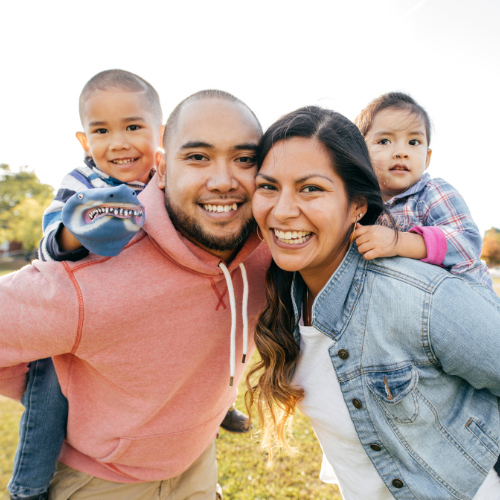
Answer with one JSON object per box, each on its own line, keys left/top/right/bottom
{"left": 0, "top": 180, "right": 271, "bottom": 482}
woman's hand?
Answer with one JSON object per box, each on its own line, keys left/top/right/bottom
{"left": 354, "top": 224, "right": 427, "bottom": 261}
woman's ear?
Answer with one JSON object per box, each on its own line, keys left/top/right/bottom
{"left": 351, "top": 200, "right": 368, "bottom": 222}
{"left": 156, "top": 149, "right": 166, "bottom": 189}
{"left": 76, "top": 132, "right": 90, "bottom": 156}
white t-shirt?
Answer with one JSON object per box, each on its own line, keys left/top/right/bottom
{"left": 293, "top": 322, "right": 500, "bottom": 500}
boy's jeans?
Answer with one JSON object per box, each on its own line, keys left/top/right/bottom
{"left": 8, "top": 358, "right": 68, "bottom": 499}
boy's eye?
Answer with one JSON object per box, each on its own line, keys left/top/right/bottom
{"left": 187, "top": 154, "right": 208, "bottom": 161}
{"left": 409, "top": 139, "right": 421, "bottom": 145}
{"left": 236, "top": 156, "right": 256, "bottom": 164}
{"left": 127, "top": 125, "right": 141, "bottom": 131}
{"left": 95, "top": 128, "right": 108, "bottom": 134}
{"left": 377, "top": 138, "right": 390, "bottom": 145}
{"left": 302, "top": 186, "right": 322, "bottom": 193}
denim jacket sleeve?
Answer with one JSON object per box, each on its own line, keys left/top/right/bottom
{"left": 429, "top": 276, "right": 500, "bottom": 396}
{"left": 421, "top": 179, "right": 484, "bottom": 275}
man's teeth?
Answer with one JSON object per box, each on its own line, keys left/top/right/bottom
{"left": 203, "top": 203, "right": 238, "bottom": 213}
{"left": 274, "top": 229, "right": 312, "bottom": 244}
{"left": 111, "top": 159, "right": 137, "bottom": 165}
{"left": 88, "top": 206, "right": 143, "bottom": 221}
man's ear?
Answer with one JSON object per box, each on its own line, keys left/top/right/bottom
{"left": 76, "top": 132, "right": 90, "bottom": 156}
{"left": 156, "top": 150, "right": 166, "bottom": 189}
{"left": 425, "top": 148, "right": 432, "bottom": 170}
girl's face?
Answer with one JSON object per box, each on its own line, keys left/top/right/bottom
{"left": 253, "top": 137, "right": 362, "bottom": 283}
{"left": 365, "top": 108, "right": 432, "bottom": 202}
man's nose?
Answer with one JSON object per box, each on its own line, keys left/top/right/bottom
{"left": 273, "top": 190, "right": 300, "bottom": 222}
{"left": 206, "top": 165, "right": 239, "bottom": 193}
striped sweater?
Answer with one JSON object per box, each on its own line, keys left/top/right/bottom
{"left": 39, "top": 157, "right": 151, "bottom": 262}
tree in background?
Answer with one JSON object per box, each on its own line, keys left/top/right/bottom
{"left": 481, "top": 227, "right": 500, "bottom": 268}
{"left": 0, "top": 164, "right": 54, "bottom": 256}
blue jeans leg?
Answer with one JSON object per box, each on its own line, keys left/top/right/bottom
{"left": 8, "top": 358, "right": 68, "bottom": 499}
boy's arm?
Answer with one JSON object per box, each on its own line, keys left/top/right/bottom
{"left": 0, "top": 262, "right": 81, "bottom": 399}
{"left": 39, "top": 171, "right": 90, "bottom": 262}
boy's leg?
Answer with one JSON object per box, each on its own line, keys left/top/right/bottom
{"left": 9, "top": 358, "right": 68, "bottom": 500}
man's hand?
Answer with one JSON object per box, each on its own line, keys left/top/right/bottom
{"left": 354, "top": 224, "right": 427, "bottom": 261}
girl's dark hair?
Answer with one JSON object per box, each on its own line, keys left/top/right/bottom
{"left": 355, "top": 91, "right": 432, "bottom": 145}
{"left": 245, "top": 106, "right": 387, "bottom": 456}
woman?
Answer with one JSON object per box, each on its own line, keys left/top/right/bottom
{"left": 247, "top": 106, "right": 500, "bottom": 499}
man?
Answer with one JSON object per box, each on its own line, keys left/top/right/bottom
{"left": 0, "top": 90, "right": 270, "bottom": 499}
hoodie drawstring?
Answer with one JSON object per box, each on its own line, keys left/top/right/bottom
{"left": 219, "top": 262, "right": 249, "bottom": 386}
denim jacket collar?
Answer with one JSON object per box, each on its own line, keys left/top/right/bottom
{"left": 291, "top": 243, "right": 366, "bottom": 343}
{"left": 385, "top": 172, "right": 431, "bottom": 207}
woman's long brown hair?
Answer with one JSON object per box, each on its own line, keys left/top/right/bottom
{"left": 246, "top": 106, "right": 387, "bottom": 458}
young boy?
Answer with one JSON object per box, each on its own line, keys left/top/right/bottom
{"left": 353, "top": 92, "right": 493, "bottom": 291}
{"left": 8, "top": 69, "right": 164, "bottom": 500}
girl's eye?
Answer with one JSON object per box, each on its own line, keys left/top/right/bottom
{"left": 187, "top": 154, "right": 208, "bottom": 161}
{"left": 236, "top": 156, "right": 256, "bottom": 164}
{"left": 95, "top": 128, "right": 108, "bottom": 134}
{"left": 127, "top": 125, "right": 141, "bottom": 131}
{"left": 409, "top": 139, "right": 421, "bottom": 146}
{"left": 302, "top": 186, "right": 322, "bottom": 193}
{"left": 378, "top": 138, "right": 390, "bottom": 145}
{"left": 257, "top": 184, "right": 276, "bottom": 191}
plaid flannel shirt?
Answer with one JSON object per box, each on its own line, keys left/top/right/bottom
{"left": 377, "top": 172, "right": 493, "bottom": 291}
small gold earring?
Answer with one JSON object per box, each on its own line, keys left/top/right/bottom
{"left": 350, "top": 221, "right": 357, "bottom": 243}
{"left": 256, "top": 226, "right": 266, "bottom": 243}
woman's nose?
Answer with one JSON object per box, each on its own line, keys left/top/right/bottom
{"left": 273, "top": 192, "right": 300, "bottom": 222}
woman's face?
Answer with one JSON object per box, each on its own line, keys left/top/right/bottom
{"left": 253, "top": 137, "right": 361, "bottom": 278}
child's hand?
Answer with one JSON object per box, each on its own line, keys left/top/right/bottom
{"left": 353, "top": 224, "right": 399, "bottom": 260}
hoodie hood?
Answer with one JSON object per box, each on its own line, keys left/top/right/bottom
{"left": 138, "top": 175, "right": 262, "bottom": 278}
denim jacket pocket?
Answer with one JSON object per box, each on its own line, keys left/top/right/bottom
{"left": 466, "top": 418, "right": 500, "bottom": 458}
{"left": 367, "top": 364, "right": 419, "bottom": 423}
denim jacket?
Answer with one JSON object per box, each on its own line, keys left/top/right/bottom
{"left": 291, "top": 243, "right": 500, "bottom": 499}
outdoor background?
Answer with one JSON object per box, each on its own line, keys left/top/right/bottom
{"left": 1, "top": 0, "right": 500, "bottom": 498}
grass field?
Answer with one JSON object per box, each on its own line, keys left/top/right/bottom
{"left": 0, "top": 266, "right": 499, "bottom": 499}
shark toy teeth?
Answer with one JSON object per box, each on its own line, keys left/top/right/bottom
{"left": 62, "top": 184, "right": 146, "bottom": 257}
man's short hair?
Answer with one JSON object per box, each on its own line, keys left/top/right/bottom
{"left": 79, "top": 69, "right": 163, "bottom": 125}
{"left": 163, "top": 89, "right": 262, "bottom": 150}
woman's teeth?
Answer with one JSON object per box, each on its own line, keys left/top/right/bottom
{"left": 203, "top": 203, "right": 238, "bottom": 213}
{"left": 274, "top": 229, "right": 312, "bottom": 244}
{"left": 111, "top": 158, "right": 137, "bottom": 165}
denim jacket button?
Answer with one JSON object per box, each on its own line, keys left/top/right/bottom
{"left": 370, "top": 444, "right": 382, "bottom": 451}
{"left": 352, "top": 398, "right": 362, "bottom": 409}
{"left": 392, "top": 479, "right": 404, "bottom": 488}
{"left": 338, "top": 349, "right": 349, "bottom": 360}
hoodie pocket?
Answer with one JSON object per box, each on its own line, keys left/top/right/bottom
{"left": 367, "top": 364, "right": 419, "bottom": 423}
{"left": 97, "top": 416, "right": 219, "bottom": 478}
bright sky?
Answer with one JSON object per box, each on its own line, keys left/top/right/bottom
{"left": 1, "top": 0, "right": 499, "bottom": 233}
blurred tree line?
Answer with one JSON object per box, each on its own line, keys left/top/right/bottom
{"left": 0, "top": 164, "right": 54, "bottom": 256}
{"left": 482, "top": 227, "right": 500, "bottom": 268}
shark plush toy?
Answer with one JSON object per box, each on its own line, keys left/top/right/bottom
{"left": 61, "top": 184, "right": 146, "bottom": 257}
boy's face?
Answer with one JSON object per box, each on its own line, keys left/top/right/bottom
{"left": 77, "top": 90, "right": 162, "bottom": 184}
{"left": 365, "top": 108, "right": 432, "bottom": 202}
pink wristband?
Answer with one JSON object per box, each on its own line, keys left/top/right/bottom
{"left": 409, "top": 226, "right": 447, "bottom": 266}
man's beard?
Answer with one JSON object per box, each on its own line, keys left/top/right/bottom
{"left": 165, "top": 193, "right": 256, "bottom": 252}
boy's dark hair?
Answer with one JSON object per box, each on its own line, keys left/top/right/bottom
{"left": 162, "top": 89, "right": 262, "bottom": 150}
{"left": 355, "top": 92, "right": 432, "bottom": 146}
{"left": 79, "top": 69, "right": 162, "bottom": 125}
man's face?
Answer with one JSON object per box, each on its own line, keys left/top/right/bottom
{"left": 156, "top": 99, "right": 261, "bottom": 260}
